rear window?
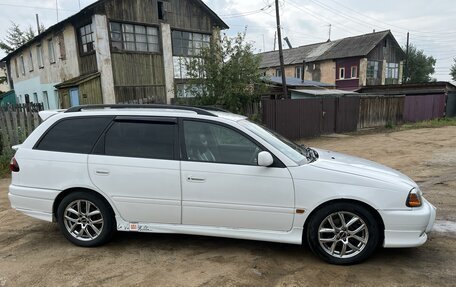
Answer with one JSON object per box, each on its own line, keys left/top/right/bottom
{"left": 104, "top": 121, "right": 175, "bottom": 160}
{"left": 35, "top": 117, "right": 112, "bottom": 154}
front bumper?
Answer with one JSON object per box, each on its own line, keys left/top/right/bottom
{"left": 380, "top": 198, "right": 436, "bottom": 248}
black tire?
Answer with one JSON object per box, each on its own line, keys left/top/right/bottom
{"left": 57, "top": 191, "right": 115, "bottom": 247}
{"left": 306, "top": 202, "right": 380, "bottom": 265}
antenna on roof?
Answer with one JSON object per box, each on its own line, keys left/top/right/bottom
{"left": 36, "top": 14, "right": 41, "bottom": 34}
{"left": 284, "top": 37, "right": 292, "bottom": 49}
{"left": 55, "top": 0, "right": 59, "bottom": 22}
{"left": 79, "top": 0, "right": 81, "bottom": 10}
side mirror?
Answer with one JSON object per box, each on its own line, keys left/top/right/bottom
{"left": 257, "top": 151, "right": 274, "bottom": 167}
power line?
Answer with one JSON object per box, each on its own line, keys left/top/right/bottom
{"left": 0, "top": 3, "right": 76, "bottom": 12}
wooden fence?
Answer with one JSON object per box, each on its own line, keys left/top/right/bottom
{"left": 0, "top": 103, "right": 44, "bottom": 154}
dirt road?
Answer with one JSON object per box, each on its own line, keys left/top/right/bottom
{"left": 0, "top": 126, "right": 455, "bottom": 286}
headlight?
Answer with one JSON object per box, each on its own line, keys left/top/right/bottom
{"left": 406, "top": 187, "right": 423, "bottom": 207}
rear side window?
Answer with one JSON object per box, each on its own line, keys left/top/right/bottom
{"left": 35, "top": 117, "right": 112, "bottom": 154}
{"left": 104, "top": 121, "right": 175, "bottom": 160}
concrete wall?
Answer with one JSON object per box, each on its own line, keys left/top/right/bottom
{"left": 9, "top": 23, "right": 80, "bottom": 109}
{"left": 263, "top": 60, "right": 336, "bottom": 85}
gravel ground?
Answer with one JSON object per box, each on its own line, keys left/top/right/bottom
{"left": 0, "top": 126, "right": 455, "bottom": 287}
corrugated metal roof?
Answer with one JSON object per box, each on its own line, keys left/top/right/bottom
{"left": 263, "top": 76, "right": 335, "bottom": 87}
{"left": 259, "top": 30, "right": 396, "bottom": 68}
{"left": 290, "top": 89, "right": 357, "bottom": 96}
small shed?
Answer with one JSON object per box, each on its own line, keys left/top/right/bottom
{"left": 55, "top": 72, "right": 103, "bottom": 108}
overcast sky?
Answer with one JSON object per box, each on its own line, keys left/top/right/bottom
{"left": 1, "top": 0, "right": 454, "bottom": 82}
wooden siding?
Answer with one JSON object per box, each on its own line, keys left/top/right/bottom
{"left": 105, "top": 0, "right": 214, "bottom": 32}
{"left": 358, "top": 95, "right": 404, "bottom": 128}
{"left": 111, "top": 53, "right": 165, "bottom": 86}
{"left": 80, "top": 76, "right": 103, "bottom": 105}
{"left": 115, "top": 86, "right": 166, "bottom": 103}
{"left": 111, "top": 53, "right": 166, "bottom": 103}
{"left": 367, "top": 35, "right": 403, "bottom": 63}
{"left": 79, "top": 53, "right": 98, "bottom": 75}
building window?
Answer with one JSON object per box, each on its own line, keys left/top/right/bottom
{"left": 275, "top": 68, "right": 282, "bottom": 77}
{"left": 350, "top": 66, "right": 357, "bottom": 78}
{"left": 158, "top": 1, "right": 165, "bottom": 20}
{"left": 79, "top": 23, "right": 94, "bottom": 54}
{"left": 20, "top": 55, "right": 26, "bottom": 75}
{"left": 176, "top": 83, "right": 204, "bottom": 98}
{"left": 386, "top": 62, "right": 399, "bottom": 79}
{"left": 339, "top": 67, "right": 345, "bottom": 79}
{"left": 109, "top": 22, "right": 159, "bottom": 53}
{"left": 295, "top": 66, "right": 302, "bottom": 79}
{"left": 28, "top": 50, "right": 34, "bottom": 72}
{"left": 37, "top": 44, "right": 44, "bottom": 68}
{"left": 43, "top": 91, "right": 50, "bottom": 109}
{"left": 14, "top": 58, "right": 19, "bottom": 78}
{"left": 48, "top": 38, "right": 56, "bottom": 64}
{"left": 367, "top": 61, "right": 379, "bottom": 78}
{"left": 33, "top": 92, "right": 38, "bottom": 103}
{"left": 172, "top": 30, "right": 210, "bottom": 56}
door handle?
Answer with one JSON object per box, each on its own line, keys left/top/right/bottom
{"left": 95, "top": 170, "right": 110, "bottom": 176}
{"left": 187, "top": 176, "right": 206, "bottom": 183}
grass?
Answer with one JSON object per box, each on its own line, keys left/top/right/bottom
{"left": 0, "top": 149, "right": 13, "bottom": 179}
{"left": 399, "top": 117, "right": 456, "bottom": 130}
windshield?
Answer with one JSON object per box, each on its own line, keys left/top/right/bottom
{"left": 239, "top": 120, "right": 313, "bottom": 164}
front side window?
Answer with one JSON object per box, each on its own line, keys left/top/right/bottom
{"left": 35, "top": 117, "right": 112, "bottom": 154}
{"left": 109, "top": 22, "right": 159, "bottom": 53}
{"left": 239, "top": 120, "right": 307, "bottom": 164}
{"left": 79, "top": 23, "right": 94, "bottom": 54}
{"left": 183, "top": 120, "right": 261, "bottom": 165}
{"left": 172, "top": 30, "right": 210, "bottom": 56}
{"left": 104, "top": 121, "right": 175, "bottom": 160}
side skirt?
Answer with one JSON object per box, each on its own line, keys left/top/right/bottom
{"left": 116, "top": 216, "right": 303, "bottom": 245}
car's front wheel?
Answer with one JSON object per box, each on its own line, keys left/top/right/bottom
{"left": 306, "top": 202, "right": 380, "bottom": 264}
{"left": 57, "top": 191, "right": 115, "bottom": 247}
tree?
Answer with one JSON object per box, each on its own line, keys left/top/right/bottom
{"left": 0, "top": 22, "right": 40, "bottom": 54}
{"left": 451, "top": 58, "right": 456, "bottom": 81}
{"left": 403, "top": 44, "right": 436, "bottom": 83}
{"left": 181, "top": 31, "right": 266, "bottom": 115}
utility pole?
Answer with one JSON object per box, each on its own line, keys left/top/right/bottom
{"left": 403, "top": 32, "right": 409, "bottom": 84}
{"left": 275, "top": 0, "right": 288, "bottom": 99}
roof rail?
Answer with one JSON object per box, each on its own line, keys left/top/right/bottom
{"left": 64, "top": 104, "right": 217, "bottom": 117}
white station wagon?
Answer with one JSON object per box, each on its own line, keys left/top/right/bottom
{"left": 8, "top": 105, "right": 436, "bottom": 264}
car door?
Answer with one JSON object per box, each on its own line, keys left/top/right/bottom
{"left": 88, "top": 116, "right": 181, "bottom": 224}
{"left": 180, "top": 119, "right": 295, "bottom": 232}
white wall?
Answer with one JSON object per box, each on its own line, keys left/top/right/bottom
{"left": 9, "top": 23, "right": 80, "bottom": 109}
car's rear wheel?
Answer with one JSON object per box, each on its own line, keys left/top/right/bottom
{"left": 57, "top": 192, "right": 115, "bottom": 247}
{"left": 307, "top": 202, "right": 380, "bottom": 264}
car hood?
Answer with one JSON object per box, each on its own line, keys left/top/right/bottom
{"left": 310, "top": 148, "right": 417, "bottom": 189}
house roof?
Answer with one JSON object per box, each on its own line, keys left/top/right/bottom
{"left": 1, "top": 0, "right": 228, "bottom": 62}
{"left": 290, "top": 89, "right": 357, "bottom": 96}
{"left": 54, "top": 72, "right": 100, "bottom": 89}
{"left": 358, "top": 81, "right": 456, "bottom": 94}
{"left": 263, "top": 76, "right": 335, "bottom": 87}
{"left": 259, "top": 30, "right": 404, "bottom": 68}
